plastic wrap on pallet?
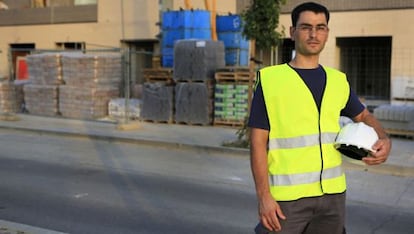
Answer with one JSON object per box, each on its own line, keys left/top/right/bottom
{"left": 214, "top": 83, "right": 249, "bottom": 121}
{"left": 173, "top": 40, "right": 225, "bottom": 81}
{"left": 23, "top": 84, "right": 59, "bottom": 117}
{"left": 26, "top": 53, "right": 64, "bottom": 85}
{"left": 392, "top": 77, "right": 414, "bottom": 99}
{"left": 61, "top": 53, "right": 122, "bottom": 88}
{"left": 59, "top": 85, "right": 119, "bottom": 120}
{"left": 373, "top": 105, "right": 414, "bottom": 131}
{"left": 175, "top": 82, "right": 212, "bottom": 125}
{"left": 108, "top": 98, "right": 142, "bottom": 120}
{"left": 0, "top": 81, "right": 19, "bottom": 114}
{"left": 141, "top": 82, "right": 174, "bottom": 122}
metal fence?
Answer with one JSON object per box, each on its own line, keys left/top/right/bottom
{"left": 4, "top": 44, "right": 414, "bottom": 123}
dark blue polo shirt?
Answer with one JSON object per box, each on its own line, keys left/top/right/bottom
{"left": 248, "top": 65, "right": 365, "bottom": 130}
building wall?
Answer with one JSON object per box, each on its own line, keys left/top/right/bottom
{"left": 281, "top": 0, "right": 414, "bottom": 12}
{"left": 170, "top": 0, "right": 236, "bottom": 14}
{"left": 0, "top": 0, "right": 240, "bottom": 77}
{"left": 279, "top": 8, "right": 414, "bottom": 76}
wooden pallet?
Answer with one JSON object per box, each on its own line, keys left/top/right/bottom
{"left": 215, "top": 67, "right": 250, "bottom": 73}
{"left": 143, "top": 68, "right": 174, "bottom": 83}
{"left": 143, "top": 119, "right": 174, "bottom": 124}
{"left": 213, "top": 118, "right": 245, "bottom": 127}
{"left": 215, "top": 67, "right": 253, "bottom": 82}
{"left": 393, "top": 97, "right": 414, "bottom": 102}
{"left": 174, "top": 121, "right": 213, "bottom": 126}
{"left": 385, "top": 128, "right": 414, "bottom": 139}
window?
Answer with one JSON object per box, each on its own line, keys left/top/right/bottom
{"left": 56, "top": 42, "right": 85, "bottom": 50}
{"left": 337, "top": 37, "right": 392, "bottom": 102}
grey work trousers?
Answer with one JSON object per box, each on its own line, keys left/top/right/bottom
{"left": 254, "top": 193, "right": 346, "bottom": 234}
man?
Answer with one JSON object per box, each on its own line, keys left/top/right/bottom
{"left": 248, "top": 2, "right": 392, "bottom": 234}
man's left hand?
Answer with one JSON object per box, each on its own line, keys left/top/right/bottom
{"left": 362, "top": 138, "right": 392, "bottom": 165}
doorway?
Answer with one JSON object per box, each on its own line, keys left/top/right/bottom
{"left": 9, "top": 43, "right": 35, "bottom": 80}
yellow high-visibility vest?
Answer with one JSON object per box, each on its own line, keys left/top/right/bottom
{"left": 260, "top": 64, "right": 349, "bottom": 201}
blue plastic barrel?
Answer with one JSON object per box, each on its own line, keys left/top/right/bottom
{"left": 225, "top": 48, "right": 249, "bottom": 66}
{"left": 218, "top": 32, "right": 249, "bottom": 49}
{"left": 192, "top": 10, "right": 211, "bottom": 28}
{"left": 216, "top": 15, "right": 242, "bottom": 32}
{"left": 162, "top": 11, "right": 174, "bottom": 29}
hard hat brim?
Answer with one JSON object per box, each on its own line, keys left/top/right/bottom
{"left": 336, "top": 144, "right": 368, "bottom": 160}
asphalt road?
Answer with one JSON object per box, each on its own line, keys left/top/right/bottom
{"left": 0, "top": 129, "right": 257, "bottom": 234}
{"left": 0, "top": 129, "right": 413, "bottom": 234}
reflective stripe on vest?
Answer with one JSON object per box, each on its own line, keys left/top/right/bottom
{"left": 270, "top": 165, "right": 343, "bottom": 186}
{"left": 268, "top": 132, "right": 338, "bottom": 149}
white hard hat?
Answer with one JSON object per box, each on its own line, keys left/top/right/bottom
{"left": 334, "top": 122, "right": 379, "bottom": 160}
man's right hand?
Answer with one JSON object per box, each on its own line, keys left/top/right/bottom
{"left": 258, "top": 193, "right": 286, "bottom": 232}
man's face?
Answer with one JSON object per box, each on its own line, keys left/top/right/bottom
{"left": 290, "top": 11, "right": 329, "bottom": 56}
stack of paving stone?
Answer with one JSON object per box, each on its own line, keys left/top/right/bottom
{"left": 173, "top": 39, "right": 225, "bottom": 81}
{"left": 25, "top": 53, "right": 64, "bottom": 85}
{"left": 175, "top": 81, "right": 214, "bottom": 125}
{"left": 173, "top": 39, "right": 225, "bottom": 125}
{"left": 24, "top": 53, "right": 64, "bottom": 116}
{"left": 0, "top": 81, "right": 19, "bottom": 114}
{"left": 60, "top": 53, "right": 122, "bottom": 120}
{"left": 373, "top": 104, "right": 414, "bottom": 136}
{"left": 141, "top": 82, "right": 174, "bottom": 123}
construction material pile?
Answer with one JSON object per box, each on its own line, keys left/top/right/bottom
{"left": 141, "top": 82, "right": 174, "bottom": 123}
{"left": 173, "top": 40, "right": 225, "bottom": 81}
{"left": 0, "top": 81, "right": 19, "bottom": 114}
{"left": 24, "top": 53, "right": 63, "bottom": 116}
{"left": 175, "top": 82, "right": 214, "bottom": 125}
{"left": 23, "top": 52, "right": 122, "bottom": 119}
{"left": 25, "top": 53, "right": 64, "bottom": 85}
{"left": 374, "top": 104, "right": 414, "bottom": 136}
{"left": 60, "top": 53, "right": 121, "bottom": 119}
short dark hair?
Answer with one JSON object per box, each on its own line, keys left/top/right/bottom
{"left": 291, "top": 2, "right": 330, "bottom": 27}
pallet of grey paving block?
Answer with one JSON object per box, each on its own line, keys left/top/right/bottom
{"left": 174, "top": 82, "right": 214, "bottom": 125}
{"left": 141, "top": 82, "right": 174, "bottom": 123}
